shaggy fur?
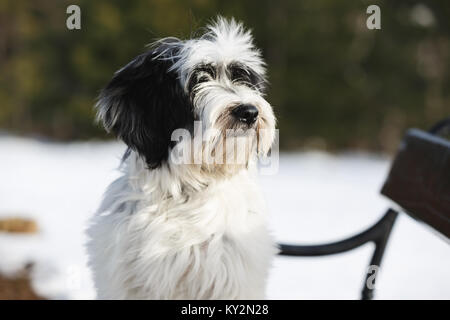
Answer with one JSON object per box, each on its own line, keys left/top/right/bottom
{"left": 86, "top": 17, "right": 277, "bottom": 299}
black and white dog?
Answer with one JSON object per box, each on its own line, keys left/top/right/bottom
{"left": 87, "top": 17, "right": 277, "bottom": 299}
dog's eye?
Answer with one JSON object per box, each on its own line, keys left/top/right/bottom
{"left": 195, "top": 64, "right": 216, "bottom": 79}
{"left": 228, "top": 64, "right": 266, "bottom": 91}
{"left": 229, "top": 65, "right": 252, "bottom": 85}
{"left": 187, "top": 64, "right": 216, "bottom": 92}
{"left": 196, "top": 75, "right": 210, "bottom": 84}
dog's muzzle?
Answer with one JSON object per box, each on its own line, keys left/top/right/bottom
{"left": 232, "top": 104, "right": 259, "bottom": 125}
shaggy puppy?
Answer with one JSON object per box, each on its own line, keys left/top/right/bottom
{"left": 87, "top": 17, "right": 277, "bottom": 299}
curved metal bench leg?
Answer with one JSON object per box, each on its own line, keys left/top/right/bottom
{"left": 278, "top": 208, "right": 399, "bottom": 300}
{"left": 361, "top": 209, "right": 398, "bottom": 300}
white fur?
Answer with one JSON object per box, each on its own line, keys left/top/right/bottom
{"left": 87, "top": 17, "right": 277, "bottom": 300}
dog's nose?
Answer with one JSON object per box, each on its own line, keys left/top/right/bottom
{"left": 232, "top": 104, "right": 259, "bottom": 125}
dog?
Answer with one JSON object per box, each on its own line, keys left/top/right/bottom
{"left": 86, "top": 17, "right": 277, "bottom": 299}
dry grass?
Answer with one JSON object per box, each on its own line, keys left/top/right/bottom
{"left": 0, "top": 217, "right": 44, "bottom": 299}
{"left": 0, "top": 218, "right": 38, "bottom": 233}
{"left": 0, "top": 268, "right": 45, "bottom": 300}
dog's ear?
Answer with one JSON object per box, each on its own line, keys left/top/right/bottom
{"left": 96, "top": 41, "right": 193, "bottom": 169}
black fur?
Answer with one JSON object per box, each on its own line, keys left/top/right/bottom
{"left": 98, "top": 42, "right": 194, "bottom": 169}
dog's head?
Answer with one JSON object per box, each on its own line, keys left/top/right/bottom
{"left": 96, "top": 17, "right": 275, "bottom": 172}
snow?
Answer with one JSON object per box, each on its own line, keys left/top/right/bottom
{"left": 0, "top": 136, "right": 449, "bottom": 299}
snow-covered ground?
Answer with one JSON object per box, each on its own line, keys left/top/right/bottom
{"left": 0, "top": 136, "right": 448, "bottom": 299}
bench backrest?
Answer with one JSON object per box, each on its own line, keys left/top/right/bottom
{"left": 381, "top": 129, "right": 450, "bottom": 238}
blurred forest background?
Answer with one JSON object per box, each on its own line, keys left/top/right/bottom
{"left": 0, "top": 0, "right": 448, "bottom": 152}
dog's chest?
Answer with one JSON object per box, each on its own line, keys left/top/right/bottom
{"left": 89, "top": 172, "right": 275, "bottom": 299}
{"left": 128, "top": 176, "right": 274, "bottom": 299}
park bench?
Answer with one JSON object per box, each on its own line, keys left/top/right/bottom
{"left": 278, "top": 117, "right": 450, "bottom": 300}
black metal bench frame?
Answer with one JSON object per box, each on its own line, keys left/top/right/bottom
{"left": 278, "top": 118, "right": 450, "bottom": 300}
